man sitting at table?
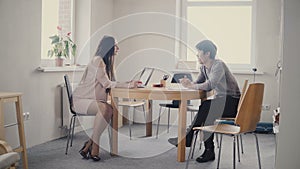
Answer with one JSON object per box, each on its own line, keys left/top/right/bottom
{"left": 168, "top": 40, "right": 241, "bottom": 163}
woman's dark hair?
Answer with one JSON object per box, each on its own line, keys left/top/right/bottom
{"left": 95, "top": 35, "right": 116, "bottom": 81}
{"left": 195, "top": 40, "right": 217, "bottom": 59}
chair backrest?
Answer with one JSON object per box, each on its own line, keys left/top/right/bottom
{"left": 237, "top": 79, "right": 249, "bottom": 111}
{"left": 240, "top": 79, "right": 249, "bottom": 98}
{"left": 171, "top": 73, "right": 193, "bottom": 106}
{"left": 64, "top": 75, "right": 75, "bottom": 114}
{"left": 235, "top": 83, "right": 264, "bottom": 133}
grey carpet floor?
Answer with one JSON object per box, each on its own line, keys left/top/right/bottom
{"left": 18, "top": 124, "right": 276, "bottom": 169}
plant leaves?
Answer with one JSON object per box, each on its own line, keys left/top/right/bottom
{"left": 47, "top": 50, "right": 54, "bottom": 57}
{"left": 71, "top": 44, "right": 77, "bottom": 57}
{"left": 48, "top": 33, "right": 76, "bottom": 58}
{"left": 49, "top": 35, "right": 59, "bottom": 44}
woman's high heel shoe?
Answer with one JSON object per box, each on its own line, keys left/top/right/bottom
{"left": 90, "top": 154, "right": 101, "bottom": 161}
{"left": 89, "top": 143, "right": 101, "bottom": 161}
{"left": 79, "top": 140, "right": 90, "bottom": 159}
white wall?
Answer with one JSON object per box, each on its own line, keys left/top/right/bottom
{"left": 0, "top": 0, "right": 114, "bottom": 148}
{"left": 0, "top": 0, "right": 69, "bottom": 148}
{"left": 74, "top": 0, "right": 92, "bottom": 65}
{"left": 112, "top": 0, "right": 179, "bottom": 124}
{"left": 113, "top": 0, "right": 176, "bottom": 81}
{"left": 275, "top": 0, "right": 300, "bottom": 168}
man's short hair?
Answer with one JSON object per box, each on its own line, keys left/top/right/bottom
{"left": 195, "top": 40, "right": 217, "bottom": 59}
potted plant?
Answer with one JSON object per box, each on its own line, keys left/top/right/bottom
{"left": 48, "top": 26, "right": 77, "bottom": 66}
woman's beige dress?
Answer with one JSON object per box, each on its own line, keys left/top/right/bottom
{"left": 72, "top": 57, "right": 117, "bottom": 114}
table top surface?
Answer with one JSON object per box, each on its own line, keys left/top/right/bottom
{"left": 111, "top": 87, "right": 208, "bottom": 100}
{"left": 111, "top": 86, "right": 202, "bottom": 93}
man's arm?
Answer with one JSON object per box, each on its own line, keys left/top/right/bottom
{"left": 194, "top": 66, "right": 206, "bottom": 84}
{"left": 193, "top": 62, "right": 225, "bottom": 91}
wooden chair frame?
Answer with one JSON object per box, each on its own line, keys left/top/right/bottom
{"left": 186, "top": 83, "right": 264, "bottom": 169}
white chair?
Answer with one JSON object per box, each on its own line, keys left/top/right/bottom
{"left": 0, "top": 140, "right": 20, "bottom": 169}
{"left": 118, "top": 100, "right": 146, "bottom": 140}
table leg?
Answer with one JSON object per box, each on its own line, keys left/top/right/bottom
{"left": 111, "top": 96, "right": 118, "bottom": 156}
{"left": 177, "top": 100, "right": 187, "bottom": 162}
{"left": 145, "top": 100, "right": 152, "bottom": 137}
{"left": 15, "top": 96, "right": 28, "bottom": 169}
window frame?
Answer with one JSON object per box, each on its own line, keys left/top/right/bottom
{"left": 41, "top": 0, "right": 75, "bottom": 64}
{"left": 177, "top": 0, "right": 257, "bottom": 71}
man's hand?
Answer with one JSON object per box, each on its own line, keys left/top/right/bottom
{"left": 180, "top": 77, "right": 193, "bottom": 88}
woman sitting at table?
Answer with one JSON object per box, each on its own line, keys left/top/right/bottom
{"left": 73, "top": 35, "right": 138, "bottom": 161}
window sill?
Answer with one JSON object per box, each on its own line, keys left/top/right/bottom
{"left": 231, "top": 70, "right": 264, "bottom": 75}
{"left": 171, "top": 69, "right": 264, "bottom": 75}
{"left": 37, "top": 66, "right": 86, "bottom": 72}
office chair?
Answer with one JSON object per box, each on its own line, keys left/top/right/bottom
{"left": 156, "top": 73, "right": 194, "bottom": 138}
{"left": 186, "top": 83, "right": 264, "bottom": 169}
{"left": 63, "top": 75, "right": 112, "bottom": 154}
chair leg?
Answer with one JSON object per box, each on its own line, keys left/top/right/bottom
{"left": 190, "top": 111, "right": 194, "bottom": 122}
{"left": 254, "top": 133, "right": 262, "bottom": 169}
{"left": 233, "top": 135, "right": 236, "bottom": 169}
{"left": 191, "top": 131, "right": 199, "bottom": 159}
{"left": 107, "top": 119, "right": 112, "bottom": 153}
{"left": 214, "top": 120, "right": 220, "bottom": 149}
{"left": 199, "top": 140, "right": 202, "bottom": 151}
{"left": 156, "top": 106, "right": 163, "bottom": 139}
{"left": 65, "top": 115, "right": 75, "bottom": 155}
{"left": 167, "top": 108, "right": 170, "bottom": 133}
{"left": 128, "top": 108, "right": 135, "bottom": 140}
{"left": 216, "top": 133, "right": 220, "bottom": 148}
{"left": 237, "top": 135, "right": 241, "bottom": 162}
{"left": 240, "top": 134, "right": 244, "bottom": 154}
{"left": 142, "top": 105, "right": 146, "bottom": 122}
{"left": 185, "top": 130, "right": 198, "bottom": 169}
{"left": 217, "top": 134, "right": 223, "bottom": 169}
{"left": 198, "top": 130, "right": 203, "bottom": 151}
{"left": 70, "top": 116, "right": 76, "bottom": 147}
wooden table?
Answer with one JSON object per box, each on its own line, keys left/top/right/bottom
{"left": 110, "top": 87, "right": 207, "bottom": 162}
{"left": 0, "top": 92, "right": 28, "bottom": 169}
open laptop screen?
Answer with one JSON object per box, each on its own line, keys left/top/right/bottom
{"left": 137, "top": 67, "right": 154, "bottom": 86}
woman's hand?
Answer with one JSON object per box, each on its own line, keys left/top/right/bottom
{"left": 128, "top": 80, "right": 139, "bottom": 88}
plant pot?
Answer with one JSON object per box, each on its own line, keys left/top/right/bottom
{"left": 55, "top": 58, "right": 64, "bottom": 67}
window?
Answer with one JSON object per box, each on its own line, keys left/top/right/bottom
{"left": 183, "top": 0, "right": 255, "bottom": 70}
{"left": 41, "top": 0, "right": 74, "bottom": 60}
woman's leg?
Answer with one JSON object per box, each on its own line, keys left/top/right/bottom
{"left": 87, "top": 101, "right": 113, "bottom": 156}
